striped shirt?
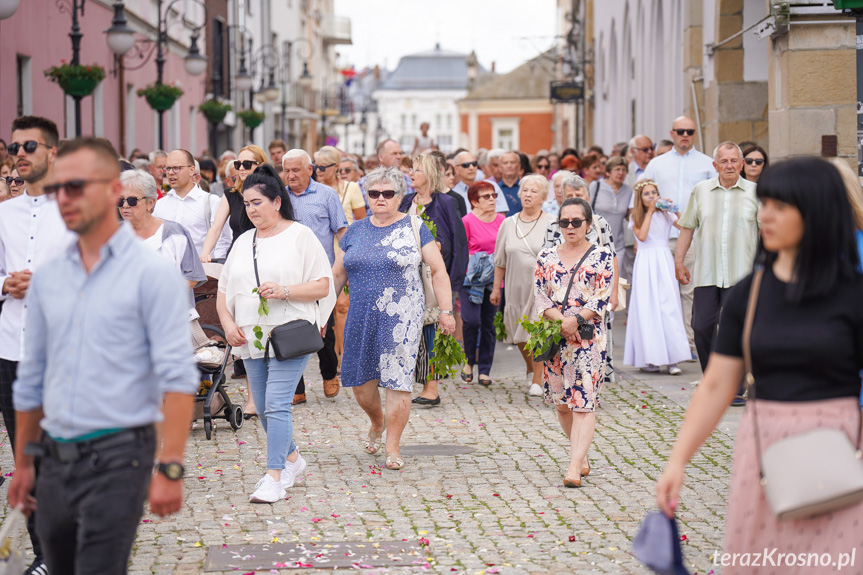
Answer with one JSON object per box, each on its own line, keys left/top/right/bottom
{"left": 678, "top": 176, "right": 759, "bottom": 289}
{"left": 287, "top": 180, "right": 348, "bottom": 266}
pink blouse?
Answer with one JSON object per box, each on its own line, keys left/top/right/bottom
{"left": 463, "top": 212, "right": 505, "bottom": 255}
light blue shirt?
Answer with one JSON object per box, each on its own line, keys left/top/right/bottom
{"left": 452, "top": 180, "right": 510, "bottom": 214}
{"left": 13, "top": 224, "right": 199, "bottom": 440}
{"left": 287, "top": 180, "right": 349, "bottom": 266}
{"left": 640, "top": 148, "right": 717, "bottom": 238}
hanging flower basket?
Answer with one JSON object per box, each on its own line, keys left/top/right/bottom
{"left": 44, "top": 62, "right": 106, "bottom": 97}
{"left": 137, "top": 83, "right": 184, "bottom": 112}
{"left": 237, "top": 109, "right": 265, "bottom": 129}
{"left": 198, "top": 99, "right": 232, "bottom": 124}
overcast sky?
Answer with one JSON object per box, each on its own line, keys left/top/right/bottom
{"left": 332, "top": 0, "right": 559, "bottom": 74}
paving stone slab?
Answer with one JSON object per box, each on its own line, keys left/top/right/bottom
{"left": 205, "top": 540, "right": 426, "bottom": 571}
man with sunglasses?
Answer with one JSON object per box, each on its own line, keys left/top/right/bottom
{"left": 8, "top": 137, "right": 198, "bottom": 573}
{"left": 152, "top": 149, "right": 232, "bottom": 259}
{"left": 283, "top": 149, "right": 348, "bottom": 404}
{"left": 636, "top": 116, "right": 716, "bottom": 357}
{"left": 0, "top": 116, "right": 75, "bottom": 575}
{"left": 451, "top": 151, "right": 509, "bottom": 214}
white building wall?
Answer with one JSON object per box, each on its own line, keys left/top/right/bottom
{"left": 592, "top": 0, "right": 686, "bottom": 151}
{"left": 372, "top": 89, "right": 465, "bottom": 154}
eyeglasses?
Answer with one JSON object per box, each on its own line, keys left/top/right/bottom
{"left": 744, "top": 158, "right": 765, "bottom": 166}
{"left": 117, "top": 196, "right": 147, "bottom": 208}
{"left": 7, "top": 141, "right": 50, "bottom": 155}
{"left": 673, "top": 129, "right": 696, "bottom": 136}
{"left": 314, "top": 163, "right": 336, "bottom": 172}
{"left": 3, "top": 176, "right": 24, "bottom": 186}
{"left": 163, "top": 165, "right": 193, "bottom": 174}
{"left": 632, "top": 147, "right": 653, "bottom": 153}
{"left": 557, "top": 218, "right": 586, "bottom": 229}
{"left": 233, "top": 160, "right": 260, "bottom": 171}
{"left": 338, "top": 167, "right": 355, "bottom": 174}
{"left": 459, "top": 161, "right": 478, "bottom": 169}
{"left": 44, "top": 178, "right": 113, "bottom": 199}
{"left": 368, "top": 189, "right": 396, "bottom": 199}
{"left": 536, "top": 164, "right": 550, "bottom": 170}
{"left": 478, "top": 193, "right": 498, "bottom": 200}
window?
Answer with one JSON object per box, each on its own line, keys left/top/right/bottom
{"left": 16, "top": 54, "right": 32, "bottom": 118}
{"left": 491, "top": 118, "right": 520, "bottom": 150}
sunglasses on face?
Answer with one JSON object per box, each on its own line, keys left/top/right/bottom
{"left": 314, "top": 163, "right": 336, "bottom": 172}
{"left": 44, "top": 178, "right": 113, "bottom": 199}
{"left": 233, "top": 160, "right": 260, "bottom": 170}
{"left": 673, "top": 129, "right": 696, "bottom": 136}
{"left": 368, "top": 189, "right": 396, "bottom": 199}
{"left": 537, "top": 164, "right": 550, "bottom": 170}
{"left": 7, "top": 141, "right": 50, "bottom": 155}
{"left": 459, "top": 161, "right": 478, "bottom": 169}
{"left": 117, "top": 196, "right": 147, "bottom": 208}
{"left": 478, "top": 193, "right": 498, "bottom": 200}
{"left": 745, "top": 158, "right": 765, "bottom": 166}
{"left": 557, "top": 218, "right": 586, "bottom": 229}
{"left": 3, "top": 176, "right": 23, "bottom": 186}
{"left": 338, "top": 168, "right": 355, "bottom": 174}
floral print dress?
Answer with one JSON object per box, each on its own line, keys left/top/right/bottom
{"left": 339, "top": 216, "right": 433, "bottom": 391}
{"left": 534, "top": 246, "right": 614, "bottom": 412}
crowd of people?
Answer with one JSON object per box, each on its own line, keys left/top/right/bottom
{"left": 1, "top": 112, "right": 863, "bottom": 574}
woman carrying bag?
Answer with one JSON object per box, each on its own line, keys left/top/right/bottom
{"left": 656, "top": 158, "right": 863, "bottom": 572}
{"left": 217, "top": 165, "right": 336, "bottom": 504}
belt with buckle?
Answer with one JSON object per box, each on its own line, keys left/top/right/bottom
{"left": 38, "top": 425, "right": 155, "bottom": 463}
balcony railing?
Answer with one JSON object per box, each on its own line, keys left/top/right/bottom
{"left": 321, "top": 15, "right": 352, "bottom": 45}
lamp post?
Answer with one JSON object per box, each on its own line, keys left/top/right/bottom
{"left": 105, "top": 0, "right": 208, "bottom": 150}
{"left": 233, "top": 37, "right": 279, "bottom": 144}
{"left": 359, "top": 108, "right": 368, "bottom": 156}
{"left": 54, "top": 0, "right": 88, "bottom": 136}
{"left": 278, "top": 39, "right": 313, "bottom": 146}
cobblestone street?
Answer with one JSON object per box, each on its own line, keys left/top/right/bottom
{"left": 3, "top": 316, "right": 740, "bottom": 574}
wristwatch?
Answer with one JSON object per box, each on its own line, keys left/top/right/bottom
{"left": 156, "top": 461, "right": 185, "bottom": 480}
{"left": 576, "top": 315, "right": 587, "bottom": 326}
{"left": 440, "top": 310, "right": 454, "bottom": 315}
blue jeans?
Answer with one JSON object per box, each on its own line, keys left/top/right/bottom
{"left": 244, "top": 354, "right": 311, "bottom": 469}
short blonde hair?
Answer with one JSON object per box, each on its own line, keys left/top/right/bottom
{"left": 829, "top": 159, "right": 863, "bottom": 231}
{"left": 412, "top": 153, "right": 446, "bottom": 193}
{"left": 517, "top": 174, "right": 549, "bottom": 200}
{"left": 314, "top": 145, "right": 341, "bottom": 167}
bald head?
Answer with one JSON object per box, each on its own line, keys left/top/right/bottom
{"left": 454, "top": 151, "right": 478, "bottom": 185}
{"left": 670, "top": 116, "right": 697, "bottom": 154}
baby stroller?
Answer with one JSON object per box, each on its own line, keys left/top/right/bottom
{"left": 192, "top": 262, "right": 244, "bottom": 439}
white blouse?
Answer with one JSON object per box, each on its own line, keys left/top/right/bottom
{"left": 218, "top": 222, "right": 336, "bottom": 359}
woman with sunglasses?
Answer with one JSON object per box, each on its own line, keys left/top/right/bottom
{"left": 460, "top": 181, "right": 505, "bottom": 386}
{"left": 6, "top": 167, "right": 24, "bottom": 198}
{"left": 200, "top": 145, "right": 265, "bottom": 263}
{"left": 118, "top": 170, "right": 206, "bottom": 296}
{"left": 314, "top": 145, "right": 366, "bottom": 375}
{"left": 200, "top": 145, "right": 265, "bottom": 418}
{"left": 535, "top": 197, "right": 614, "bottom": 488}
{"left": 740, "top": 145, "right": 768, "bottom": 183}
{"left": 532, "top": 155, "right": 551, "bottom": 180}
{"left": 332, "top": 167, "right": 455, "bottom": 470}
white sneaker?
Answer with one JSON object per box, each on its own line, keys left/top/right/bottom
{"left": 280, "top": 451, "right": 307, "bottom": 488}
{"left": 250, "top": 474, "right": 286, "bottom": 503}
{"left": 640, "top": 365, "right": 660, "bottom": 373}
{"left": 528, "top": 383, "right": 543, "bottom": 396}
{"left": 667, "top": 364, "right": 682, "bottom": 376}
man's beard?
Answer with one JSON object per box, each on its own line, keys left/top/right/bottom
{"left": 23, "top": 158, "right": 49, "bottom": 184}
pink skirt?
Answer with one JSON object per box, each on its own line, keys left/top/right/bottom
{"left": 722, "top": 397, "right": 863, "bottom": 574}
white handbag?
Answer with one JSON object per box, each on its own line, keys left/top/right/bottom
{"left": 743, "top": 268, "right": 863, "bottom": 521}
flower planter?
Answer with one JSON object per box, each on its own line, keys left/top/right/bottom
{"left": 238, "top": 110, "right": 265, "bottom": 129}
{"left": 199, "top": 100, "right": 232, "bottom": 124}
{"left": 145, "top": 93, "right": 180, "bottom": 112}
{"left": 137, "top": 83, "right": 184, "bottom": 112}
{"left": 58, "top": 76, "right": 99, "bottom": 97}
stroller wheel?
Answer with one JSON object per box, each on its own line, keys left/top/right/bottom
{"left": 229, "top": 404, "right": 244, "bottom": 430}
{"left": 204, "top": 417, "right": 213, "bottom": 439}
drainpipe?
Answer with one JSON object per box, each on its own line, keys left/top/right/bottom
{"left": 690, "top": 75, "right": 704, "bottom": 152}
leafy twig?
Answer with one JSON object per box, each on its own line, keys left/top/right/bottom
{"left": 493, "top": 311, "right": 507, "bottom": 342}
{"left": 518, "top": 315, "right": 563, "bottom": 357}
{"left": 418, "top": 204, "right": 438, "bottom": 239}
{"left": 251, "top": 287, "right": 269, "bottom": 351}
{"left": 428, "top": 331, "right": 467, "bottom": 379}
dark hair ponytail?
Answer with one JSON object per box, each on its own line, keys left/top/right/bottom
{"left": 243, "top": 163, "right": 294, "bottom": 221}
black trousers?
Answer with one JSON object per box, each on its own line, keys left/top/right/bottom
{"left": 692, "top": 286, "right": 732, "bottom": 373}
{"left": 295, "top": 311, "right": 337, "bottom": 395}
{"left": 0, "top": 357, "right": 43, "bottom": 559}
{"left": 37, "top": 428, "right": 155, "bottom": 574}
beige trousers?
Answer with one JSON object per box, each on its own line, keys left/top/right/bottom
{"left": 669, "top": 237, "right": 696, "bottom": 349}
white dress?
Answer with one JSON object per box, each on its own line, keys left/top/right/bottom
{"left": 623, "top": 212, "right": 691, "bottom": 367}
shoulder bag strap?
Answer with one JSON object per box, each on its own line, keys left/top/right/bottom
{"left": 410, "top": 215, "right": 424, "bottom": 263}
{"left": 741, "top": 268, "right": 764, "bottom": 479}
{"left": 591, "top": 181, "right": 600, "bottom": 210}
{"left": 251, "top": 231, "right": 270, "bottom": 361}
{"left": 203, "top": 191, "right": 212, "bottom": 231}
{"left": 559, "top": 244, "right": 595, "bottom": 314}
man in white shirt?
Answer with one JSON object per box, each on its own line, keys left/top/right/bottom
{"left": 0, "top": 115, "right": 75, "bottom": 575}
{"left": 153, "top": 149, "right": 231, "bottom": 259}
{"left": 451, "top": 151, "right": 509, "bottom": 214}
{"left": 637, "top": 117, "right": 717, "bottom": 355}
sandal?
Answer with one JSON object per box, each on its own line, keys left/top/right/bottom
{"left": 478, "top": 377, "right": 493, "bottom": 387}
{"left": 460, "top": 366, "right": 473, "bottom": 383}
{"left": 363, "top": 422, "right": 386, "bottom": 454}
{"left": 385, "top": 452, "right": 404, "bottom": 470}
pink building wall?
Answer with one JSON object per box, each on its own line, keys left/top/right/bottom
{"left": 0, "top": 0, "right": 209, "bottom": 157}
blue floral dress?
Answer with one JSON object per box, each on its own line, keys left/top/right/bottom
{"left": 340, "top": 215, "right": 433, "bottom": 391}
{"left": 534, "top": 246, "right": 614, "bottom": 412}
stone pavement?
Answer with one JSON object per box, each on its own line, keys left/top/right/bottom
{"left": 2, "top": 314, "right": 742, "bottom": 574}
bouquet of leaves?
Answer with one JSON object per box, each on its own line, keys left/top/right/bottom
{"left": 493, "top": 311, "right": 507, "bottom": 341}
{"left": 428, "top": 331, "right": 467, "bottom": 379}
{"left": 251, "top": 287, "right": 270, "bottom": 351}
{"left": 519, "top": 315, "right": 563, "bottom": 357}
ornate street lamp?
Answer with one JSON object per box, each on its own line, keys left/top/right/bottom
{"left": 105, "top": 0, "right": 208, "bottom": 149}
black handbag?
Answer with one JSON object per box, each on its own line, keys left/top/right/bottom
{"left": 252, "top": 230, "right": 324, "bottom": 361}
{"left": 535, "top": 245, "right": 595, "bottom": 362}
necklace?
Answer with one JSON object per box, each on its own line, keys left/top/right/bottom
{"left": 254, "top": 220, "right": 284, "bottom": 248}
{"left": 515, "top": 213, "right": 541, "bottom": 239}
